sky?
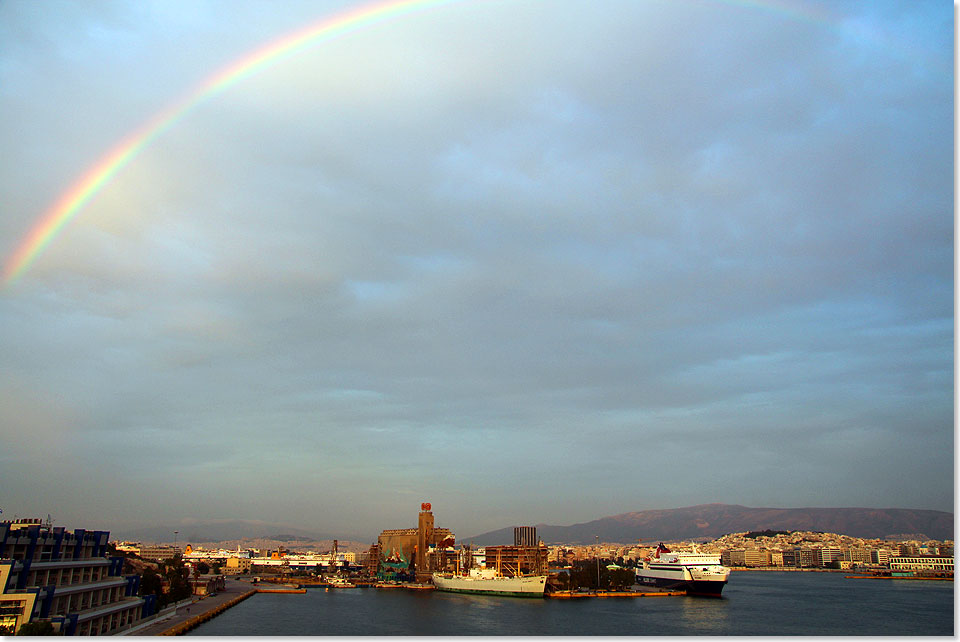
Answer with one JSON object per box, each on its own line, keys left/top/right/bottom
{"left": 0, "top": 0, "right": 953, "bottom": 543}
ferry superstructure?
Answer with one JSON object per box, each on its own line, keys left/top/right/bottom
{"left": 635, "top": 543, "right": 730, "bottom": 596}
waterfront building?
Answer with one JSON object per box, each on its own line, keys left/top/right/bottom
{"left": 188, "top": 574, "right": 225, "bottom": 596}
{"left": 722, "top": 549, "right": 746, "bottom": 567}
{"left": 770, "top": 551, "right": 784, "bottom": 566}
{"left": 871, "top": 549, "right": 892, "bottom": 565}
{"left": 743, "top": 549, "right": 771, "bottom": 567}
{"left": 224, "top": 557, "right": 253, "bottom": 575}
{"left": 0, "top": 518, "right": 150, "bottom": 636}
{"left": 842, "top": 548, "right": 871, "bottom": 566}
{"left": 376, "top": 503, "right": 453, "bottom": 582}
{"left": 138, "top": 544, "right": 183, "bottom": 562}
{"left": 814, "top": 547, "right": 843, "bottom": 567}
{"left": 889, "top": 556, "right": 954, "bottom": 573}
{"left": 781, "top": 548, "right": 815, "bottom": 568}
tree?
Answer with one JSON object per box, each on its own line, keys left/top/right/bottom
{"left": 16, "top": 621, "right": 57, "bottom": 636}
{"left": 568, "top": 560, "right": 637, "bottom": 591}
{"left": 195, "top": 561, "right": 210, "bottom": 575}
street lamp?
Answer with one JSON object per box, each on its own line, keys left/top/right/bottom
{"left": 595, "top": 535, "right": 600, "bottom": 590}
{"left": 174, "top": 531, "right": 179, "bottom": 552}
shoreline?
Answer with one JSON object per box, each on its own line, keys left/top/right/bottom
{"left": 123, "top": 579, "right": 257, "bottom": 636}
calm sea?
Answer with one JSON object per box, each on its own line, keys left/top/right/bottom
{"left": 187, "top": 572, "right": 954, "bottom": 636}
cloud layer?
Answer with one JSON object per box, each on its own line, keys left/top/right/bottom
{"left": 0, "top": 0, "right": 952, "bottom": 539}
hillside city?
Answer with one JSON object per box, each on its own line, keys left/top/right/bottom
{"left": 1, "top": 511, "right": 953, "bottom": 635}
{"left": 558, "top": 531, "right": 953, "bottom": 570}
{"left": 131, "top": 530, "right": 953, "bottom": 574}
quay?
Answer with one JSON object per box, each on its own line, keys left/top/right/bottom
{"left": 546, "top": 590, "right": 685, "bottom": 599}
{"left": 844, "top": 575, "right": 952, "bottom": 581}
{"left": 122, "top": 579, "right": 687, "bottom": 635}
{"left": 123, "top": 578, "right": 256, "bottom": 636}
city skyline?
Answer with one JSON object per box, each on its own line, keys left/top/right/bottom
{"left": 0, "top": 0, "right": 952, "bottom": 539}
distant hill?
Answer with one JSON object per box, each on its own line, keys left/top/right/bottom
{"left": 111, "top": 519, "right": 357, "bottom": 544}
{"left": 466, "top": 504, "right": 954, "bottom": 544}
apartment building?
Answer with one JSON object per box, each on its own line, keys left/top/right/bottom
{"left": 0, "top": 518, "right": 153, "bottom": 635}
{"left": 743, "top": 550, "right": 771, "bottom": 567}
{"left": 721, "top": 549, "right": 746, "bottom": 566}
{"left": 814, "top": 547, "right": 842, "bottom": 566}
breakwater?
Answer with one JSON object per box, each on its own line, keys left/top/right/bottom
{"left": 159, "top": 590, "right": 257, "bottom": 636}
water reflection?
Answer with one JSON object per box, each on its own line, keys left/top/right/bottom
{"left": 677, "top": 596, "right": 729, "bottom": 634}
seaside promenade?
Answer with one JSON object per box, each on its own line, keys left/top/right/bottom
{"left": 121, "top": 578, "right": 254, "bottom": 636}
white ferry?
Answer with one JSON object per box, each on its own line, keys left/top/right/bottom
{"left": 636, "top": 543, "right": 730, "bottom": 596}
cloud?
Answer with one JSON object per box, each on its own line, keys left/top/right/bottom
{"left": 0, "top": 0, "right": 951, "bottom": 538}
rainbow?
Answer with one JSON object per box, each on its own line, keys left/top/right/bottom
{"left": 2, "top": 0, "right": 457, "bottom": 286}
{"left": 5, "top": 0, "right": 906, "bottom": 287}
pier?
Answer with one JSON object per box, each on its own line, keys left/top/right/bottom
{"left": 124, "top": 579, "right": 257, "bottom": 636}
{"left": 546, "top": 590, "right": 686, "bottom": 599}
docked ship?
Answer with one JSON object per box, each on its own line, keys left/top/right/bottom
{"left": 635, "top": 543, "right": 730, "bottom": 596}
{"left": 432, "top": 567, "right": 547, "bottom": 597}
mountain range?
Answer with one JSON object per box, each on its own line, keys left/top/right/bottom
{"left": 466, "top": 504, "right": 954, "bottom": 544}
{"left": 109, "top": 504, "right": 953, "bottom": 547}
{"left": 111, "top": 519, "right": 360, "bottom": 544}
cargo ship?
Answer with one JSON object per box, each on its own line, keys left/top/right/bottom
{"left": 432, "top": 567, "right": 547, "bottom": 597}
{"left": 635, "top": 543, "right": 730, "bottom": 596}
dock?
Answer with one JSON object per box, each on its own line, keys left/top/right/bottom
{"left": 845, "top": 575, "right": 952, "bottom": 581}
{"left": 546, "top": 590, "right": 686, "bottom": 599}
{"left": 123, "top": 579, "right": 258, "bottom": 636}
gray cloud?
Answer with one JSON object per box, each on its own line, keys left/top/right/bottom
{"left": 0, "top": 0, "right": 951, "bottom": 539}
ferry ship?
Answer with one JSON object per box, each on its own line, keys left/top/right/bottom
{"left": 635, "top": 543, "right": 730, "bottom": 596}
{"left": 432, "top": 567, "right": 547, "bottom": 597}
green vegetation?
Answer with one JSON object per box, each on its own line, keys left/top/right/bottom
{"left": 16, "top": 621, "right": 57, "bottom": 635}
{"left": 744, "top": 529, "right": 789, "bottom": 539}
{"left": 139, "top": 555, "right": 192, "bottom": 608}
{"left": 564, "top": 560, "right": 636, "bottom": 591}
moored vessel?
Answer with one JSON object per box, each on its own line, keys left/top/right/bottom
{"left": 432, "top": 567, "right": 547, "bottom": 597}
{"left": 635, "top": 543, "right": 730, "bottom": 596}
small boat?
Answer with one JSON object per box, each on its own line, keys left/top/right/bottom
{"left": 326, "top": 576, "right": 357, "bottom": 588}
{"left": 404, "top": 583, "right": 435, "bottom": 591}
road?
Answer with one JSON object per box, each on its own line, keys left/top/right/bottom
{"left": 123, "top": 578, "right": 253, "bottom": 636}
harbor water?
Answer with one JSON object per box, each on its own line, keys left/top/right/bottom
{"left": 187, "top": 572, "right": 953, "bottom": 636}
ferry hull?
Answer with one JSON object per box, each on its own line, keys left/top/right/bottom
{"left": 637, "top": 575, "right": 726, "bottom": 597}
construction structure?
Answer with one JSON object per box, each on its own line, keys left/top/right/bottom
{"left": 484, "top": 544, "right": 550, "bottom": 577}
